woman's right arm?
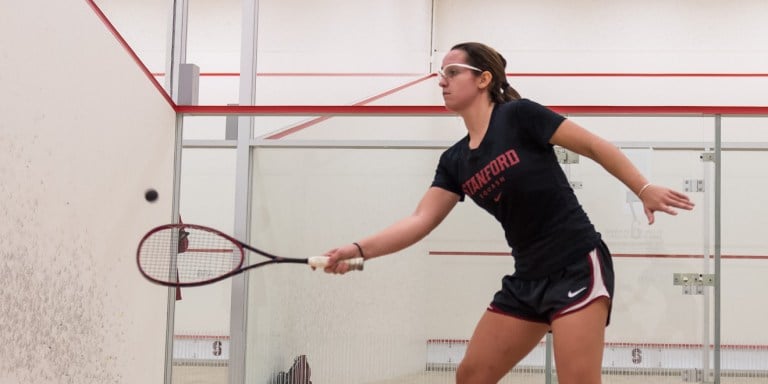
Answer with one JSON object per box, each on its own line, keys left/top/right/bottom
{"left": 323, "top": 186, "right": 460, "bottom": 274}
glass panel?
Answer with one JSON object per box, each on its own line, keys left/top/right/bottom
{"left": 578, "top": 148, "right": 709, "bottom": 383}
{"left": 246, "top": 147, "right": 466, "bottom": 383}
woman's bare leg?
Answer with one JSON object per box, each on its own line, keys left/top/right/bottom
{"left": 456, "top": 310, "right": 550, "bottom": 384}
{"left": 551, "top": 298, "right": 610, "bottom": 384}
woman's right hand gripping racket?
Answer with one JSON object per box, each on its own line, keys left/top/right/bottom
{"left": 137, "top": 223, "right": 363, "bottom": 287}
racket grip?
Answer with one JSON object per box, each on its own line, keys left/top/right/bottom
{"left": 308, "top": 256, "right": 364, "bottom": 271}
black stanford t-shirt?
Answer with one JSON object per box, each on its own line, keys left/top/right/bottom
{"left": 432, "top": 99, "right": 600, "bottom": 278}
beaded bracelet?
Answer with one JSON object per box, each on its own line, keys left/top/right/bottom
{"left": 352, "top": 242, "right": 365, "bottom": 260}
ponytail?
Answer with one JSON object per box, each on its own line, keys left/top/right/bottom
{"left": 500, "top": 81, "right": 520, "bottom": 102}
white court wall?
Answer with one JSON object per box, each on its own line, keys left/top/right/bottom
{"left": 1, "top": 1, "right": 176, "bottom": 384}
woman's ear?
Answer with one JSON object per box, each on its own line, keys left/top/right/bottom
{"left": 477, "top": 71, "right": 493, "bottom": 90}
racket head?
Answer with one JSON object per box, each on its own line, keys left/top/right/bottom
{"left": 137, "top": 224, "right": 245, "bottom": 287}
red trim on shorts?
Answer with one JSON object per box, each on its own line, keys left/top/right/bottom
{"left": 551, "top": 297, "right": 611, "bottom": 323}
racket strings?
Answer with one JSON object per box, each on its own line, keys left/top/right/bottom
{"left": 139, "top": 227, "right": 242, "bottom": 284}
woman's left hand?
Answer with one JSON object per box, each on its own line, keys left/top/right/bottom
{"left": 640, "top": 184, "right": 695, "bottom": 224}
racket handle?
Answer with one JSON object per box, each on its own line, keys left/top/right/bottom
{"left": 308, "top": 256, "right": 364, "bottom": 271}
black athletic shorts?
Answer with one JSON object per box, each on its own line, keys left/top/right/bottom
{"left": 488, "top": 240, "right": 614, "bottom": 325}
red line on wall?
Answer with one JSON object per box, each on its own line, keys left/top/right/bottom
{"left": 429, "top": 251, "right": 510, "bottom": 256}
{"left": 176, "top": 104, "right": 768, "bottom": 117}
{"left": 175, "top": 105, "right": 448, "bottom": 115}
{"left": 264, "top": 74, "right": 438, "bottom": 140}
{"left": 151, "top": 72, "right": 768, "bottom": 78}
{"left": 152, "top": 72, "right": 425, "bottom": 77}
{"left": 428, "top": 251, "right": 768, "bottom": 260}
{"left": 252, "top": 72, "right": 425, "bottom": 77}
{"left": 85, "top": 0, "right": 175, "bottom": 109}
{"left": 614, "top": 254, "right": 768, "bottom": 260}
{"left": 549, "top": 105, "right": 768, "bottom": 115}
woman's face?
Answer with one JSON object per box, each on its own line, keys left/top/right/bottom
{"left": 439, "top": 50, "right": 485, "bottom": 112}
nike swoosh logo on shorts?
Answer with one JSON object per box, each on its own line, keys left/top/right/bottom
{"left": 567, "top": 287, "right": 587, "bottom": 298}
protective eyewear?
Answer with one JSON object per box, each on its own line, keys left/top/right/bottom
{"left": 438, "top": 63, "right": 483, "bottom": 79}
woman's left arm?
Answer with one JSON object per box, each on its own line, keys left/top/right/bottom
{"left": 550, "top": 119, "right": 695, "bottom": 224}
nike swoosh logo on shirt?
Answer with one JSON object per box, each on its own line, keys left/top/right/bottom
{"left": 567, "top": 287, "right": 587, "bottom": 298}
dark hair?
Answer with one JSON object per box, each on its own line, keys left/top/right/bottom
{"left": 451, "top": 42, "right": 520, "bottom": 103}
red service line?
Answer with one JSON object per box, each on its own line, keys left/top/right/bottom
{"left": 428, "top": 251, "right": 768, "bottom": 260}
{"left": 175, "top": 104, "right": 449, "bottom": 116}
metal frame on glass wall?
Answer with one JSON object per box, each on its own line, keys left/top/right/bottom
{"left": 164, "top": 1, "right": 189, "bottom": 383}
{"left": 228, "top": 1, "right": 260, "bottom": 384}
{"left": 714, "top": 116, "right": 722, "bottom": 384}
